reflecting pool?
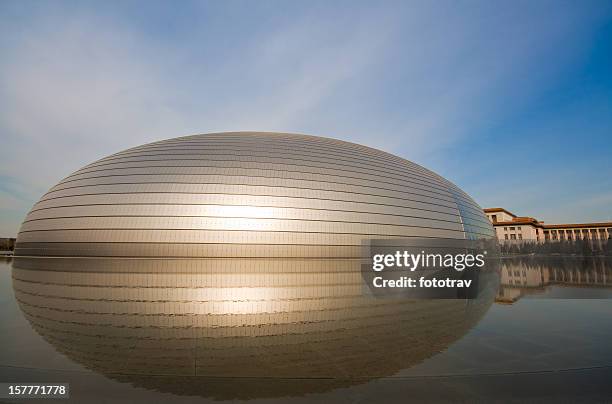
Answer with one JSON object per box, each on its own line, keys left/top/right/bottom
{"left": 1, "top": 256, "right": 611, "bottom": 403}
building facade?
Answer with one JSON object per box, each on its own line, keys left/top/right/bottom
{"left": 484, "top": 207, "right": 612, "bottom": 242}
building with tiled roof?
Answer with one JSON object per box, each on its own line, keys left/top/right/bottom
{"left": 483, "top": 208, "right": 612, "bottom": 242}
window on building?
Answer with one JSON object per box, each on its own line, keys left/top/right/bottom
{"left": 518, "top": 234, "right": 522, "bottom": 240}
{"left": 504, "top": 234, "right": 509, "bottom": 240}
{"left": 510, "top": 227, "right": 515, "bottom": 230}
{"left": 510, "top": 234, "right": 516, "bottom": 240}
{"left": 491, "top": 215, "right": 497, "bottom": 223}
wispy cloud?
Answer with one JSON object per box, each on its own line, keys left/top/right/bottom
{"left": 1, "top": 1, "right": 611, "bottom": 234}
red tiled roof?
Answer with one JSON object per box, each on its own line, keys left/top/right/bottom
{"left": 486, "top": 208, "right": 612, "bottom": 229}
{"left": 483, "top": 207, "right": 516, "bottom": 217}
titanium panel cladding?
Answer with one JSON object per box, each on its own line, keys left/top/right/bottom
{"left": 15, "top": 132, "right": 495, "bottom": 258}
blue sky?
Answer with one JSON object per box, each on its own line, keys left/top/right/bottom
{"left": 1, "top": 0, "right": 611, "bottom": 236}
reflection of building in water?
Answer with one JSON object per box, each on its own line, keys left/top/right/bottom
{"left": 484, "top": 207, "right": 612, "bottom": 243}
{"left": 0, "top": 237, "right": 15, "bottom": 255}
{"left": 11, "top": 133, "right": 499, "bottom": 399}
{"left": 496, "top": 258, "right": 612, "bottom": 304}
{"left": 12, "top": 257, "right": 498, "bottom": 400}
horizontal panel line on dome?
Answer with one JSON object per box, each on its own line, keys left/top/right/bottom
{"left": 67, "top": 164, "right": 454, "bottom": 198}
{"left": 19, "top": 221, "right": 466, "bottom": 236}
{"left": 87, "top": 159, "right": 449, "bottom": 194}
{"left": 33, "top": 190, "right": 476, "bottom": 223}
{"left": 124, "top": 134, "right": 412, "bottom": 167}
{"left": 13, "top": 254, "right": 368, "bottom": 261}
{"left": 72, "top": 158, "right": 458, "bottom": 200}
{"left": 43, "top": 181, "right": 463, "bottom": 211}
{"left": 133, "top": 133, "right": 375, "bottom": 151}
{"left": 64, "top": 162, "right": 458, "bottom": 201}
{"left": 13, "top": 252, "right": 367, "bottom": 260}
{"left": 14, "top": 287, "right": 368, "bottom": 301}
{"left": 21, "top": 214, "right": 493, "bottom": 233}
{"left": 58, "top": 171, "right": 457, "bottom": 201}
{"left": 79, "top": 158, "right": 449, "bottom": 200}
{"left": 90, "top": 149, "right": 447, "bottom": 189}
{"left": 13, "top": 287, "right": 366, "bottom": 297}
{"left": 16, "top": 230, "right": 495, "bottom": 245}
{"left": 61, "top": 166, "right": 456, "bottom": 203}
{"left": 29, "top": 192, "right": 467, "bottom": 219}
{"left": 11, "top": 257, "right": 366, "bottom": 265}
{"left": 41, "top": 183, "right": 489, "bottom": 222}
{"left": 111, "top": 141, "right": 432, "bottom": 177}
{"left": 14, "top": 233, "right": 484, "bottom": 246}
{"left": 13, "top": 277, "right": 369, "bottom": 288}
{"left": 116, "top": 139, "right": 408, "bottom": 166}
{"left": 137, "top": 134, "right": 398, "bottom": 156}
{"left": 162, "top": 132, "right": 386, "bottom": 150}
{"left": 12, "top": 286, "right": 375, "bottom": 299}
{"left": 22, "top": 205, "right": 480, "bottom": 226}
{"left": 92, "top": 148, "right": 437, "bottom": 182}
{"left": 11, "top": 271, "right": 367, "bottom": 280}
{"left": 83, "top": 146, "right": 446, "bottom": 187}
{"left": 15, "top": 288, "right": 368, "bottom": 299}
{"left": 10, "top": 270, "right": 367, "bottom": 280}
{"left": 26, "top": 202, "right": 492, "bottom": 230}
{"left": 17, "top": 223, "right": 469, "bottom": 236}
{"left": 27, "top": 200, "right": 461, "bottom": 220}
{"left": 54, "top": 173, "right": 461, "bottom": 206}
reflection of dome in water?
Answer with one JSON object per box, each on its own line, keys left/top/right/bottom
{"left": 12, "top": 133, "right": 498, "bottom": 399}
{"left": 15, "top": 132, "right": 494, "bottom": 258}
{"left": 12, "top": 257, "right": 498, "bottom": 400}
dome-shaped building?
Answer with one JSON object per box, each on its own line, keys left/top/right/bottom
{"left": 11, "top": 133, "right": 498, "bottom": 399}
{"left": 15, "top": 132, "right": 494, "bottom": 257}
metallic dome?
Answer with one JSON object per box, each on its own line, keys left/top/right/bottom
{"left": 15, "top": 132, "right": 494, "bottom": 258}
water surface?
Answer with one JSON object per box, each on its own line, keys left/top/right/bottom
{"left": 1, "top": 256, "right": 610, "bottom": 403}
